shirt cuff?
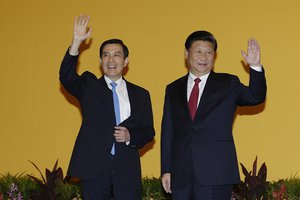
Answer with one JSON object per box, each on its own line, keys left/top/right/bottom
{"left": 68, "top": 47, "right": 79, "bottom": 56}
{"left": 250, "top": 65, "right": 263, "bottom": 72}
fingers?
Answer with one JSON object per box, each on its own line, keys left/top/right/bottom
{"left": 161, "top": 173, "right": 172, "bottom": 193}
{"left": 74, "top": 16, "right": 78, "bottom": 29}
{"left": 162, "top": 181, "right": 171, "bottom": 193}
{"left": 72, "top": 14, "right": 92, "bottom": 42}
{"left": 248, "top": 38, "right": 260, "bottom": 53}
{"left": 248, "top": 38, "right": 260, "bottom": 56}
{"left": 113, "top": 126, "right": 130, "bottom": 142}
{"left": 75, "top": 15, "right": 90, "bottom": 27}
{"left": 241, "top": 37, "right": 261, "bottom": 66}
{"left": 241, "top": 50, "right": 247, "bottom": 60}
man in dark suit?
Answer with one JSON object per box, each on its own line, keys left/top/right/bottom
{"left": 161, "top": 31, "right": 266, "bottom": 199}
{"left": 59, "top": 15, "right": 155, "bottom": 200}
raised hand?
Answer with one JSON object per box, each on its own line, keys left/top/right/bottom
{"left": 241, "top": 38, "right": 261, "bottom": 66}
{"left": 69, "top": 15, "right": 92, "bottom": 55}
{"left": 73, "top": 15, "right": 92, "bottom": 42}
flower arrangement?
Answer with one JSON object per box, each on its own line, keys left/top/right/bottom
{"left": 1, "top": 158, "right": 300, "bottom": 200}
{"left": 7, "top": 183, "right": 23, "bottom": 200}
{"left": 272, "top": 181, "right": 288, "bottom": 200}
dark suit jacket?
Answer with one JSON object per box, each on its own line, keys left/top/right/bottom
{"left": 161, "top": 69, "right": 266, "bottom": 187}
{"left": 59, "top": 51, "right": 155, "bottom": 189}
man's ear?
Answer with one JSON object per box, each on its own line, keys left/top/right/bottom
{"left": 185, "top": 49, "right": 188, "bottom": 59}
{"left": 99, "top": 57, "right": 102, "bottom": 64}
{"left": 124, "top": 57, "right": 129, "bottom": 67}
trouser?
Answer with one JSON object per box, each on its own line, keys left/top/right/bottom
{"left": 172, "top": 148, "right": 233, "bottom": 200}
{"left": 80, "top": 156, "right": 141, "bottom": 200}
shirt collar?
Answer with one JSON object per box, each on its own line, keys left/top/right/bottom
{"left": 104, "top": 75, "right": 124, "bottom": 89}
{"left": 188, "top": 71, "right": 210, "bottom": 83}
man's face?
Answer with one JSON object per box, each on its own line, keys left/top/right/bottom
{"left": 100, "top": 43, "right": 129, "bottom": 81}
{"left": 185, "top": 40, "right": 216, "bottom": 77}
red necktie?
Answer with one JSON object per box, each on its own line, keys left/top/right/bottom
{"left": 188, "top": 78, "right": 201, "bottom": 120}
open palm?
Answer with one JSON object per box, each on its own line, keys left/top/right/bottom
{"left": 73, "top": 15, "right": 92, "bottom": 41}
{"left": 241, "top": 38, "right": 261, "bottom": 66}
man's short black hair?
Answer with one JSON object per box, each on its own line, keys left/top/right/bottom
{"left": 99, "top": 39, "right": 129, "bottom": 58}
{"left": 185, "top": 31, "right": 218, "bottom": 51}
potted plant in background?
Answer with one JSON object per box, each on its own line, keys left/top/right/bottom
{"left": 27, "top": 160, "right": 81, "bottom": 200}
{"left": 0, "top": 172, "right": 39, "bottom": 200}
{"left": 232, "top": 157, "right": 268, "bottom": 200}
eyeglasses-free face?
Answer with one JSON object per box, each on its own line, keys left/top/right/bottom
{"left": 100, "top": 43, "right": 129, "bottom": 81}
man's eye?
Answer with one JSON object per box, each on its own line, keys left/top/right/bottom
{"left": 114, "top": 53, "right": 122, "bottom": 57}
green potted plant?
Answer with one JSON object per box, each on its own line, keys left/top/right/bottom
{"left": 142, "top": 176, "right": 172, "bottom": 199}
{"left": 0, "top": 172, "right": 39, "bottom": 200}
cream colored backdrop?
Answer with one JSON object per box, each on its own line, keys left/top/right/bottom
{"left": 1, "top": 0, "right": 299, "bottom": 181}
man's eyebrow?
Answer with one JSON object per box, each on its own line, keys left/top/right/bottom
{"left": 103, "top": 50, "right": 123, "bottom": 54}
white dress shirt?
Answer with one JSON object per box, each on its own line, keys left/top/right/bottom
{"left": 104, "top": 76, "right": 131, "bottom": 123}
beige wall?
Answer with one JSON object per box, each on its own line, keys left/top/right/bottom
{"left": 1, "top": 0, "right": 299, "bottom": 181}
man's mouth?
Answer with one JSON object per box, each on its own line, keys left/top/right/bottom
{"left": 198, "top": 63, "right": 207, "bottom": 66}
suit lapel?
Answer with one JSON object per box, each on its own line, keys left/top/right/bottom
{"left": 98, "top": 76, "right": 111, "bottom": 92}
{"left": 126, "top": 81, "right": 137, "bottom": 115}
{"left": 199, "top": 71, "right": 218, "bottom": 104}
{"left": 177, "top": 74, "right": 193, "bottom": 121}
{"left": 97, "top": 76, "right": 116, "bottom": 120}
{"left": 194, "top": 71, "right": 218, "bottom": 120}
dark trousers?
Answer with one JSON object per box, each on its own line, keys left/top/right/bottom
{"left": 172, "top": 149, "right": 233, "bottom": 200}
{"left": 80, "top": 156, "right": 141, "bottom": 200}
{"left": 172, "top": 183, "right": 232, "bottom": 200}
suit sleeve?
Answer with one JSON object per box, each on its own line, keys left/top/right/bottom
{"left": 127, "top": 90, "right": 155, "bottom": 149}
{"left": 161, "top": 86, "right": 173, "bottom": 175}
{"left": 232, "top": 67, "right": 267, "bottom": 106}
{"left": 59, "top": 49, "right": 82, "bottom": 98}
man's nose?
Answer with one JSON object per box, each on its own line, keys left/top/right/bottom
{"left": 108, "top": 54, "right": 113, "bottom": 62}
{"left": 199, "top": 54, "right": 207, "bottom": 61}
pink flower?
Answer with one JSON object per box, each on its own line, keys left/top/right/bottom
{"left": 272, "top": 183, "right": 288, "bottom": 200}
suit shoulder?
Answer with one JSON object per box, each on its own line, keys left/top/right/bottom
{"left": 166, "top": 75, "right": 188, "bottom": 88}
{"left": 213, "top": 71, "right": 236, "bottom": 78}
{"left": 212, "top": 71, "right": 239, "bottom": 82}
{"left": 81, "top": 71, "right": 98, "bottom": 80}
{"left": 126, "top": 81, "right": 149, "bottom": 94}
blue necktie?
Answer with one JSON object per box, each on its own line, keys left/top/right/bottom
{"left": 110, "top": 82, "right": 120, "bottom": 155}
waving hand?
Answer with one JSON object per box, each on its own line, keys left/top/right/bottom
{"left": 241, "top": 38, "right": 261, "bottom": 66}
{"left": 69, "top": 15, "right": 92, "bottom": 55}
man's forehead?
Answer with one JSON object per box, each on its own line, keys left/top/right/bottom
{"left": 102, "top": 50, "right": 123, "bottom": 53}
{"left": 103, "top": 43, "right": 122, "bottom": 49}
{"left": 191, "top": 40, "right": 214, "bottom": 48}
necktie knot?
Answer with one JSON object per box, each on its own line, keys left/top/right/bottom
{"left": 110, "top": 82, "right": 117, "bottom": 88}
{"left": 194, "top": 78, "right": 201, "bottom": 85}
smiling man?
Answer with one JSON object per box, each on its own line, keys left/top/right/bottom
{"left": 59, "top": 15, "right": 155, "bottom": 200}
{"left": 160, "top": 30, "right": 267, "bottom": 200}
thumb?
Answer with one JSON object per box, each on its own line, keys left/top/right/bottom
{"left": 86, "top": 27, "right": 92, "bottom": 38}
{"left": 241, "top": 50, "right": 247, "bottom": 60}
